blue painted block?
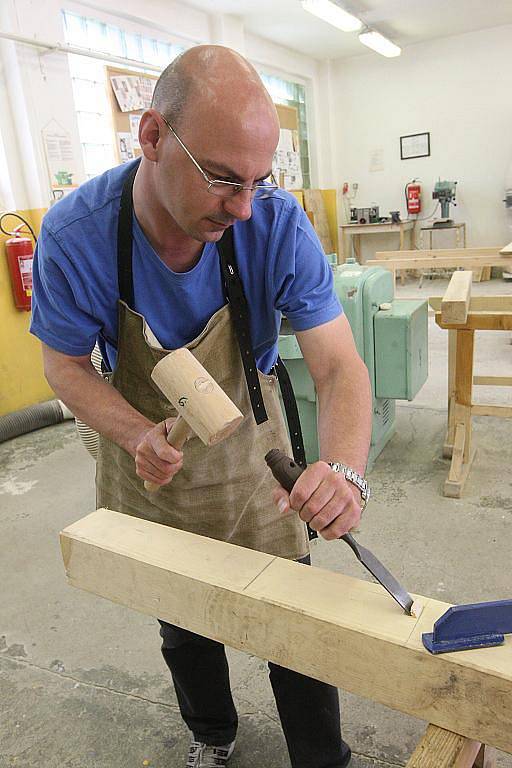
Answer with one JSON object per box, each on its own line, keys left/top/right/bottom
{"left": 422, "top": 599, "right": 512, "bottom": 654}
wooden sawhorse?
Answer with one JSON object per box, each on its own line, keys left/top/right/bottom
{"left": 429, "top": 271, "right": 512, "bottom": 497}
{"left": 407, "top": 724, "right": 496, "bottom": 767}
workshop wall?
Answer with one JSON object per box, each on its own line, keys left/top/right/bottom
{"left": 332, "top": 24, "right": 512, "bottom": 260}
{"left": 1, "top": 0, "right": 329, "bottom": 212}
{"left": 0, "top": 209, "right": 53, "bottom": 417}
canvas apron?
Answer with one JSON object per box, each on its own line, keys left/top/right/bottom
{"left": 96, "top": 166, "right": 309, "bottom": 560}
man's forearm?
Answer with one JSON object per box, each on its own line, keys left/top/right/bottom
{"left": 316, "top": 359, "right": 372, "bottom": 475}
{"left": 44, "top": 356, "right": 153, "bottom": 457}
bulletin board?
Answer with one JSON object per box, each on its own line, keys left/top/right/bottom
{"left": 273, "top": 104, "right": 303, "bottom": 190}
{"left": 106, "top": 66, "right": 159, "bottom": 165}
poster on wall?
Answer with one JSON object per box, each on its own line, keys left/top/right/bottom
{"left": 42, "top": 120, "right": 80, "bottom": 201}
{"left": 117, "top": 132, "right": 135, "bottom": 163}
{"left": 272, "top": 128, "right": 303, "bottom": 190}
{"left": 129, "top": 114, "right": 142, "bottom": 149}
{"left": 110, "top": 75, "right": 155, "bottom": 112}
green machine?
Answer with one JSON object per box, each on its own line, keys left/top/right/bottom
{"left": 278, "top": 258, "right": 428, "bottom": 470}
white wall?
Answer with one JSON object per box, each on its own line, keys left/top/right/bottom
{"left": 1, "top": 0, "right": 326, "bottom": 210}
{"left": 331, "top": 24, "right": 512, "bottom": 257}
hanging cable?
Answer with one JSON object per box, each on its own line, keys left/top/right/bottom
{"left": 0, "top": 211, "right": 37, "bottom": 242}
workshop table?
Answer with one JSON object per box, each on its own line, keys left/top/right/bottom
{"left": 339, "top": 219, "right": 415, "bottom": 264}
{"left": 419, "top": 222, "right": 466, "bottom": 250}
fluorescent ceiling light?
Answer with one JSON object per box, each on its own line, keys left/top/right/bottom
{"left": 301, "top": 0, "right": 362, "bottom": 33}
{"left": 359, "top": 30, "right": 401, "bottom": 57}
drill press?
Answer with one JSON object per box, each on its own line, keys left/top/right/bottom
{"left": 432, "top": 179, "right": 457, "bottom": 227}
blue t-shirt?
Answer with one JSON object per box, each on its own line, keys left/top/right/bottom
{"left": 30, "top": 161, "right": 342, "bottom": 373}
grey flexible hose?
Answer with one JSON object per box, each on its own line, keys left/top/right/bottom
{"left": 0, "top": 399, "right": 67, "bottom": 443}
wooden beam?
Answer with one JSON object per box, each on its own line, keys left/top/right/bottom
{"left": 375, "top": 247, "right": 503, "bottom": 261}
{"left": 473, "top": 376, "right": 512, "bottom": 387}
{"left": 435, "top": 312, "right": 512, "bottom": 331}
{"left": 61, "top": 509, "right": 512, "bottom": 755}
{"left": 472, "top": 404, "right": 512, "bottom": 418}
{"left": 367, "top": 255, "right": 512, "bottom": 271}
{"left": 406, "top": 725, "right": 481, "bottom": 768}
{"left": 430, "top": 296, "right": 512, "bottom": 313}
{"left": 441, "top": 271, "right": 472, "bottom": 324}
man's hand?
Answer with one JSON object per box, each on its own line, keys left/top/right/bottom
{"left": 134, "top": 418, "right": 184, "bottom": 486}
{"left": 272, "top": 461, "right": 362, "bottom": 540}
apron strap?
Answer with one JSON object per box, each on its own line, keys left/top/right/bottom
{"left": 273, "top": 357, "right": 307, "bottom": 469}
{"left": 117, "top": 161, "right": 140, "bottom": 308}
{"left": 217, "top": 228, "right": 316, "bottom": 541}
{"left": 274, "top": 356, "right": 317, "bottom": 541}
{"left": 218, "top": 227, "right": 269, "bottom": 425}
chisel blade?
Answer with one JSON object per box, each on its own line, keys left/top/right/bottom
{"left": 340, "top": 533, "right": 414, "bottom": 614}
{"left": 265, "top": 448, "right": 416, "bottom": 616}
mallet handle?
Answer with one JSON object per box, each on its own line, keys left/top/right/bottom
{"left": 144, "top": 416, "right": 192, "bottom": 493}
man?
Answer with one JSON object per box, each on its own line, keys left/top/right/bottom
{"left": 31, "top": 45, "right": 371, "bottom": 768}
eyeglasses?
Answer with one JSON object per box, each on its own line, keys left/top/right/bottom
{"left": 159, "top": 113, "right": 279, "bottom": 199}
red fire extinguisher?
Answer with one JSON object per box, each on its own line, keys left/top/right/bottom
{"left": 5, "top": 224, "right": 35, "bottom": 311}
{"left": 406, "top": 180, "right": 421, "bottom": 215}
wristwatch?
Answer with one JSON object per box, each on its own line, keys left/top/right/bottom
{"left": 328, "top": 462, "right": 371, "bottom": 513}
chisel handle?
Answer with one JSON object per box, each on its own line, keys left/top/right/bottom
{"left": 265, "top": 448, "right": 358, "bottom": 543}
{"left": 144, "top": 416, "right": 192, "bottom": 493}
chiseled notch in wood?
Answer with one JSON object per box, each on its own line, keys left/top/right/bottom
{"left": 406, "top": 724, "right": 481, "bottom": 768}
{"left": 441, "top": 271, "right": 472, "bottom": 325}
{"left": 60, "top": 509, "right": 512, "bottom": 755}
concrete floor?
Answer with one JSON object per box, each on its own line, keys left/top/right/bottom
{"left": 1, "top": 275, "right": 511, "bottom": 768}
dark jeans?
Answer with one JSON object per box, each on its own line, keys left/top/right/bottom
{"left": 158, "top": 556, "right": 351, "bottom": 768}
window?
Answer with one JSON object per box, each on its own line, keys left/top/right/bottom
{"left": 260, "top": 73, "right": 311, "bottom": 189}
{"left": 62, "top": 10, "right": 184, "bottom": 179}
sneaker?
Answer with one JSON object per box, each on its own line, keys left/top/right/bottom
{"left": 186, "top": 739, "right": 235, "bottom": 768}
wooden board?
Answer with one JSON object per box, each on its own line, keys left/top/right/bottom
{"left": 303, "top": 189, "right": 334, "bottom": 253}
{"left": 406, "top": 725, "right": 481, "bottom": 768}
{"left": 367, "top": 256, "right": 512, "bottom": 272}
{"left": 61, "top": 509, "right": 512, "bottom": 754}
{"left": 441, "top": 271, "right": 472, "bottom": 324}
{"left": 429, "top": 296, "right": 512, "bottom": 313}
{"left": 374, "top": 248, "right": 503, "bottom": 261}
{"left": 435, "top": 311, "right": 512, "bottom": 331}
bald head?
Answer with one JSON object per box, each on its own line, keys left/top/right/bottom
{"left": 151, "top": 45, "right": 278, "bottom": 134}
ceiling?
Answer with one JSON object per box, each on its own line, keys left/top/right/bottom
{"left": 186, "top": 0, "right": 512, "bottom": 60}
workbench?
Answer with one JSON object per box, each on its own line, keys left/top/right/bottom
{"left": 419, "top": 222, "right": 467, "bottom": 250}
{"left": 339, "top": 219, "right": 415, "bottom": 264}
{"left": 429, "top": 271, "right": 512, "bottom": 497}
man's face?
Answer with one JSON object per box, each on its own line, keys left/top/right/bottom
{"left": 155, "top": 107, "right": 279, "bottom": 243}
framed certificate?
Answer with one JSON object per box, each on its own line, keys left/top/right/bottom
{"left": 400, "top": 132, "right": 430, "bottom": 160}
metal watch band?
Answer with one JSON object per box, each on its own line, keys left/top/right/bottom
{"left": 327, "top": 461, "right": 370, "bottom": 512}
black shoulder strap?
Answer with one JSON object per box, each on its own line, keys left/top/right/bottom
{"left": 117, "top": 162, "right": 139, "bottom": 308}
{"left": 273, "top": 357, "right": 307, "bottom": 470}
{"left": 217, "top": 228, "right": 315, "bottom": 542}
{"left": 218, "top": 227, "right": 269, "bottom": 425}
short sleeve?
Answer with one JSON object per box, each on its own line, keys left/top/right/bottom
{"left": 271, "top": 203, "right": 342, "bottom": 331}
{"left": 30, "top": 225, "right": 102, "bottom": 356}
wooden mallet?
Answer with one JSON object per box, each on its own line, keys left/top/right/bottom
{"left": 144, "top": 348, "right": 244, "bottom": 492}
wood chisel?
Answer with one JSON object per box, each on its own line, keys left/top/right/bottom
{"left": 265, "top": 449, "right": 419, "bottom": 616}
